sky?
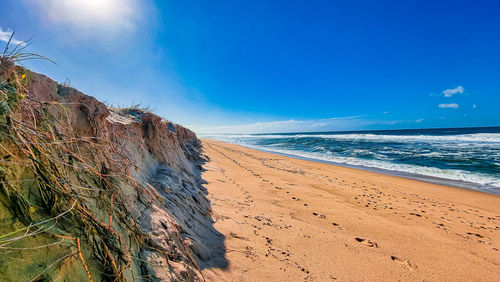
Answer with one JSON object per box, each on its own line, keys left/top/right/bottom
{"left": 1, "top": 0, "right": 499, "bottom": 134}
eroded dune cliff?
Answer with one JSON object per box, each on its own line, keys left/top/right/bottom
{"left": 0, "top": 62, "right": 224, "bottom": 281}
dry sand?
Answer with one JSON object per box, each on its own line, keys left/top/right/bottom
{"left": 200, "top": 139, "right": 500, "bottom": 281}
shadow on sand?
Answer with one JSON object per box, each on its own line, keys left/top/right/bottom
{"left": 144, "top": 154, "right": 229, "bottom": 271}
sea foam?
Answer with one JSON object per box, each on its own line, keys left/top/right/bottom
{"left": 203, "top": 128, "right": 500, "bottom": 194}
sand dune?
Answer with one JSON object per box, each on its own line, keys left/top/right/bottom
{"left": 201, "top": 139, "right": 500, "bottom": 281}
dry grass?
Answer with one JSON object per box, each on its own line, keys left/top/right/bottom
{"left": 0, "top": 48, "right": 138, "bottom": 280}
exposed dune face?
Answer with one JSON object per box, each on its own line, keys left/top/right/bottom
{"left": 0, "top": 65, "right": 221, "bottom": 281}
{"left": 201, "top": 139, "right": 500, "bottom": 281}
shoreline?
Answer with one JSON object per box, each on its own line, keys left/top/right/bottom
{"left": 240, "top": 144, "right": 500, "bottom": 195}
{"left": 205, "top": 139, "right": 500, "bottom": 195}
{"left": 200, "top": 139, "right": 500, "bottom": 281}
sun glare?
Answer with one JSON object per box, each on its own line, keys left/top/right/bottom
{"left": 63, "top": 0, "right": 132, "bottom": 22}
{"left": 27, "top": 0, "right": 137, "bottom": 30}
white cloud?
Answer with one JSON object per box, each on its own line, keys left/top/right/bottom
{"left": 438, "top": 103, "right": 459, "bottom": 109}
{"left": 472, "top": 104, "right": 477, "bottom": 109}
{"left": 442, "top": 85, "right": 464, "bottom": 97}
{"left": 0, "top": 27, "right": 25, "bottom": 46}
{"left": 415, "top": 118, "right": 424, "bottom": 123}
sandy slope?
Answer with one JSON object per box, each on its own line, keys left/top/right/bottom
{"left": 200, "top": 139, "right": 500, "bottom": 281}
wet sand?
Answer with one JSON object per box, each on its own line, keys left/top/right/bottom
{"left": 200, "top": 139, "right": 500, "bottom": 281}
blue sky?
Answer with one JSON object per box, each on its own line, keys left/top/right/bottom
{"left": 1, "top": 0, "right": 499, "bottom": 133}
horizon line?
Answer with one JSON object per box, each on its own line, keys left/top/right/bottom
{"left": 200, "top": 125, "right": 500, "bottom": 136}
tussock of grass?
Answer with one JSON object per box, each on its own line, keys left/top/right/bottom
{"left": 107, "top": 103, "right": 175, "bottom": 125}
{"left": 109, "top": 103, "right": 153, "bottom": 119}
{"left": 1, "top": 31, "right": 56, "bottom": 66}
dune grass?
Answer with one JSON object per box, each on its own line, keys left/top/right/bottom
{"left": 0, "top": 37, "right": 138, "bottom": 281}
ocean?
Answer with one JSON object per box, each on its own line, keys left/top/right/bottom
{"left": 204, "top": 126, "right": 500, "bottom": 195}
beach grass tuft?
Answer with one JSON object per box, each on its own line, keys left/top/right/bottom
{"left": 0, "top": 38, "right": 141, "bottom": 280}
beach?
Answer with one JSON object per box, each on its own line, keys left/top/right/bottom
{"left": 201, "top": 139, "right": 500, "bottom": 281}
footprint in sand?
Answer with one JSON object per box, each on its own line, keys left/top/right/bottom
{"left": 332, "top": 222, "right": 343, "bottom": 230}
{"left": 230, "top": 232, "right": 250, "bottom": 241}
{"left": 355, "top": 237, "right": 378, "bottom": 248}
{"left": 391, "top": 255, "right": 415, "bottom": 270}
{"left": 313, "top": 212, "right": 326, "bottom": 219}
{"left": 467, "top": 232, "right": 483, "bottom": 238}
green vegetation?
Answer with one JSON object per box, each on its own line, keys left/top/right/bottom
{"left": 1, "top": 31, "right": 56, "bottom": 66}
{"left": 0, "top": 37, "right": 139, "bottom": 281}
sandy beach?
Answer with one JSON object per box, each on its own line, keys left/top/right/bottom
{"left": 200, "top": 139, "right": 500, "bottom": 281}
